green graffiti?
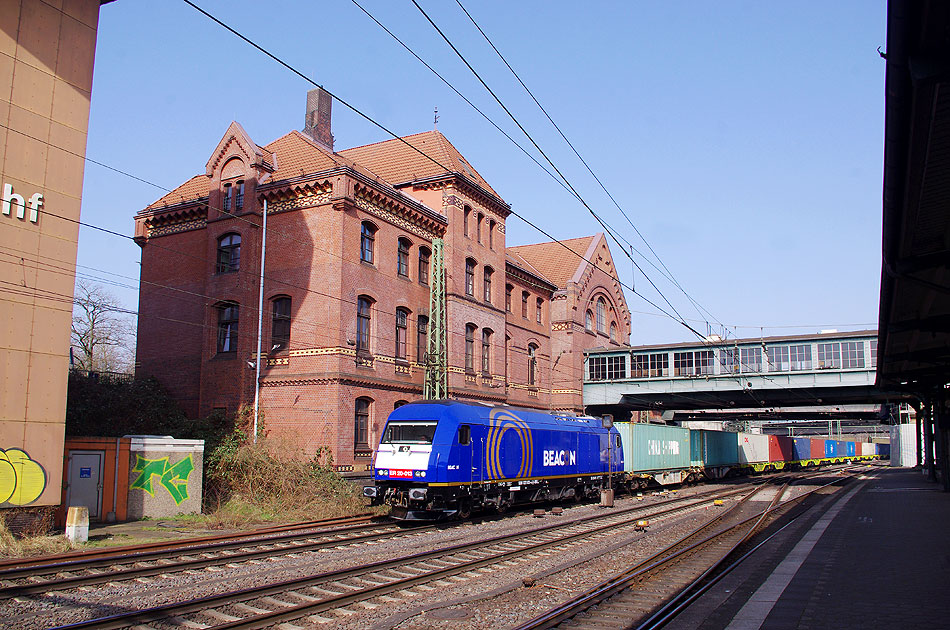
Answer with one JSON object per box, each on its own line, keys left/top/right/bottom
{"left": 130, "top": 455, "right": 194, "bottom": 505}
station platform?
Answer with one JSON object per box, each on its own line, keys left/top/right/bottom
{"left": 667, "top": 465, "right": 950, "bottom": 630}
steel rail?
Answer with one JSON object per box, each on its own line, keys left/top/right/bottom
{"left": 514, "top": 470, "right": 858, "bottom": 629}
{"left": 49, "top": 485, "right": 756, "bottom": 630}
{"left": 0, "top": 513, "right": 377, "bottom": 572}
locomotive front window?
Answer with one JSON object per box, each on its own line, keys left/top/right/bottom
{"left": 381, "top": 421, "right": 437, "bottom": 444}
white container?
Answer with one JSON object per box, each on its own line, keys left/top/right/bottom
{"left": 890, "top": 424, "right": 918, "bottom": 467}
{"left": 861, "top": 442, "right": 875, "bottom": 456}
{"left": 737, "top": 432, "right": 769, "bottom": 465}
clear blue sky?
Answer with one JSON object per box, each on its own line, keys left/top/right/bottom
{"left": 77, "top": 1, "right": 887, "bottom": 345}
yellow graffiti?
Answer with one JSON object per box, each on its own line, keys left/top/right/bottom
{"left": 0, "top": 448, "right": 47, "bottom": 505}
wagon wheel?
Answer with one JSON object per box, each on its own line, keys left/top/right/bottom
{"left": 457, "top": 497, "right": 473, "bottom": 520}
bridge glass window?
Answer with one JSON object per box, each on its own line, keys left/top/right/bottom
{"left": 632, "top": 353, "right": 649, "bottom": 377}
{"left": 817, "top": 342, "right": 840, "bottom": 369}
{"left": 673, "top": 351, "right": 695, "bottom": 377}
{"left": 720, "top": 348, "right": 739, "bottom": 374}
{"left": 841, "top": 341, "right": 865, "bottom": 369}
{"left": 649, "top": 352, "right": 669, "bottom": 377}
{"left": 767, "top": 346, "right": 789, "bottom": 372}
{"left": 789, "top": 344, "right": 812, "bottom": 370}
{"left": 589, "top": 356, "right": 606, "bottom": 380}
{"left": 589, "top": 355, "right": 626, "bottom": 380}
{"left": 870, "top": 339, "right": 877, "bottom": 368}
{"left": 740, "top": 347, "right": 762, "bottom": 373}
{"left": 607, "top": 355, "right": 626, "bottom": 379}
{"left": 696, "top": 350, "right": 715, "bottom": 375}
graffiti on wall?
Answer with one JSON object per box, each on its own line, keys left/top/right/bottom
{"left": 0, "top": 448, "right": 48, "bottom": 505}
{"left": 130, "top": 455, "right": 195, "bottom": 505}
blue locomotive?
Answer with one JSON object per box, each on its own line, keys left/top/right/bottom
{"left": 363, "top": 400, "right": 622, "bottom": 520}
{"left": 363, "top": 400, "right": 884, "bottom": 520}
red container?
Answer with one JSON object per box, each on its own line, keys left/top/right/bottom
{"left": 768, "top": 435, "right": 795, "bottom": 463}
{"left": 810, "top": 438, "right": 825, "bottom": 459}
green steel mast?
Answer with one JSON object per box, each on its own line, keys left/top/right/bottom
{"left": 424, "top": 238, "right": 447, "bottom": 399}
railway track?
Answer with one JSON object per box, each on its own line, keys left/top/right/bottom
{"left": 0, "top": 515, "right": 420, "bottom": 599}
{"left": 35, "top": 484, "right": 757, "bottom": 629}
{"left": 512, "top": 468, "right": 861, "bottom": 630}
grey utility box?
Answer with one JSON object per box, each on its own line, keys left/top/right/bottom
{"left": 126, "top": 436, "right": 204, "bottom": 519}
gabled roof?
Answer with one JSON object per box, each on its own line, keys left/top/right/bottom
{"left": 261, "top": 130, "right": 347, "bottom": 180}
{"left": 505, "top": 251, "right": 556, "bottom": 291}
{"left": 144, "top": 175, "right": 208, "bottom": 211}
{"left": 507, "top": 235, "right": 598, "bottom": 289}
{"left": 339, "top": 130, "right": 503, "bottom": 201}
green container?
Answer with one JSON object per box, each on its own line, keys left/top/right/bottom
{"left": 690, "top": 429, "right": 740, "bottom": 467}
{"left": 618, "top": 423, "right": 691, "bottom": 473}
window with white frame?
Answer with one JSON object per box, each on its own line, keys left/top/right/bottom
{"left": 817, "top": 342, "right": 840, "bottom": 369}
{"left": 766, "top": 346, "right": 790, "bottom": 372}
{"left": 632, "top": 353, "right": 649, "bottom": 378}
{"left": 841, "top": 341, "right": 865, "bottom": 368}
{"left": 740, "top": 347, "right": 762, "bottom": 373}
{"left": 789, "top": 344, "right": 812, "bottom": 370}
{"left": 720, "top": 348, "right": 739, "bottom": 374}
{"left": 674, "top": 351, "right": 695, "bottom": 376}
{"left": 650, "top": 353, "right": 669, "bottom": 377}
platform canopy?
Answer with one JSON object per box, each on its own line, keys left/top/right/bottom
{"left": 879, "top": 0, "right": 950, "bottom": 394}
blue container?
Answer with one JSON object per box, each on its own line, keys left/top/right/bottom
{"left": 835, "top": 440, "right": 848, "bottom": 458}
{"left": 689, "top": 429, "right": 739, "bottom": 467}
{"left": 846, "top": 441, "right": 856, "bottom": 457}
{"left": 824, "top": 440, "right": 837, "bottom": 458}
{"left": 877, "top": 443, "right": 891, "bottom": 457}
{"left": 792, "top": 437, "right": 812, "bottom": 461}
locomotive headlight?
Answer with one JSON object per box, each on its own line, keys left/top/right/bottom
{"left": 408, "top": 488, "right": 427, "bottom": 501}
{"left": 362, "top": 486, "right": 378, "bottom": 498}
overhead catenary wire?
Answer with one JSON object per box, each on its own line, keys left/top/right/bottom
{"left": 452, "top": 0, "right": 727, "bottom": 333}
{"left": 179, "top": 0, "right": 697, "bottom": 337}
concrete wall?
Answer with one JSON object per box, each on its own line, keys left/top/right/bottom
{"left": 126, "top": 437, "right": 203, "bottom": 518}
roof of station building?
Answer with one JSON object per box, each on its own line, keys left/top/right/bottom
{"left": 507, "top": 235, "right": 598, "bottom": 288}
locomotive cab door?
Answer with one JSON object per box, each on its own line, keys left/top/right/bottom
{"left": 457, "top": 424, "right": 482, "bottom": 484}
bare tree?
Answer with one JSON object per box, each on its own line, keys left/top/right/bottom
{"left": 71, "top": 280, "right": 136, "bottom": 373}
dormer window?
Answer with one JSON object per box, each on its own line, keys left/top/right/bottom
{"left": 235, "top": 181, "right": 244, "bottom": 211}
{"left": 222, "top": 180, "right": 243, "bottom": 213}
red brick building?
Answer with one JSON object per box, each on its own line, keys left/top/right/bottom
{"left": 134, "top": 91, "right": 630, "bottom": 466}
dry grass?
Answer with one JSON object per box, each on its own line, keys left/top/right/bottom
{"left": 0, "top": 517, "right": 73, "bottom": 559}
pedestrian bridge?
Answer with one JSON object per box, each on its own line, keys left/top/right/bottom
{"left": 583, "top": 330, "right": 914, "bottom": 414}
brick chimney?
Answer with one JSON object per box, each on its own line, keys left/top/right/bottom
{"left": 303, "top": 88, "right": 333, "bottom": 151}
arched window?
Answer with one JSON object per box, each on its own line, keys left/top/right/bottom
{"left": 585, "top": 310, "right": 594, "bottom": 332}
{"left": 417, "top": 315, "right": 429, "bottom": 363}
{"left": 465, "top": 323, "right": 477, "bottom": 373}
{"left": 522, "top": 291, "right": 529, "bottom": 318}
{"left": 395, "top": 307, "right": 409, "bottom": 360}
{"left": 271, "top": 296, "right": 291, "bottom": 350}
{"left": 397, "top": 237, "right": 411, "bottom": 278}
{"left": 355, "top": 397, "right": 371, "bottom": 448}
{"left": 216, "top": 302, "right": 239, "bottom": 353}
{"left": 609, "top": 321, "right": 618, "bottom": 344}
{"left": 465, "top": 258, "right": 476, "bottom": 296}
{"left": 482, "top": 329, "right": 493, "bottom": 374}
{"left": 505, "top": 284, "right": 513, "bottom": 312}
{"left": 483, "top": 266, "right": 493, "bottom": 303}
{"left": 357, "top": 296, "right": 373, "bottom": 354}
{"left": 476, "top": 213, "right": 483, "bottom": 243}
{"left": 536, "top": 297, "right": 543, "bottom": 324}
{"left": 488, "top": 219, "right": 495, "bottom": 249}
{"left": 596, "top": 297, "right": 606, "bottom": 334}
{"left": 463, "top": 205, "right": 471, "bottom": 237}
{"left": 528, "top": 343, "right": 538, "bottom": 386}
{"left": 418, "top": 246, "right": 430, "bottom": 285}
{"left": 216, "top": 233, "right": 241, "bottom": 273}
{"left": 360, "top": 221, "right": 376, "bottom": 264}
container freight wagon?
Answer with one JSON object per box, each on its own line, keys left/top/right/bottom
{"left": 793, "top": 438, "right": 821, "bottom": 467}
{"left": 768, "top": 436, "right": 795, "bottom": 470}
{"left": 690, "top": 429, "right": 740, "bottom": 479}
{"left": 738, "top": 433, "right": 771, "bottom": 472}
{"left": 617, "top": 423, "right": 694, "bottom": 486}
{"left": 367, "top": 401, "right": 622, "bottom": 520}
